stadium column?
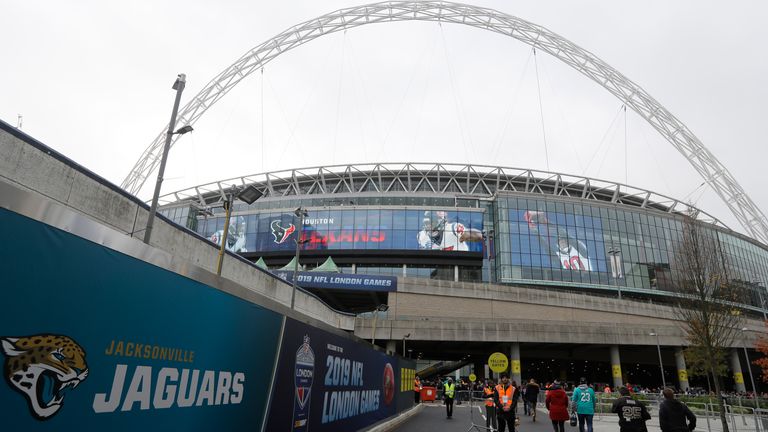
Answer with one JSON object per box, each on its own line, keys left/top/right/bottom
{"left": 674, "top": 347, "right": 690, "bottom": 391}
{"left": 730, "top": 349, "right": 747, "bottom": 392}
{"left": 510, "top": 343, "right": 522, "bottom": 385}
{"left": 386, "top": 340, "right": 396, "bottom": 355}
{"left": 610, "top": 345, "right": 623, "bottom": 389}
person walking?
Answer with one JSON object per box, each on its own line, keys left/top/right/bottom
{"left": 572, "top": 377, "right": 596, "bottom": 432}
{"left": 659, "top": 388, "right": 696, "bottom": 432}
{"left": 414, "top": 375, "right": 423, "bottom": 404}
{"left": 484, "top": 379, "right": 498, "bottom": 432}
{"left": 612, "top": 387, "right": 651, "bottom": 432}
{"left": 526, "top": 378, "right": 541, "bottom": 421}
{"left": 546, "top": 381, "right": 570, "bottom": 432}
{"left": 444, "top": 377, "right": 456, "bottom": 418}
{"left": 495, "top": 373, "right": 517, "bottom": 432}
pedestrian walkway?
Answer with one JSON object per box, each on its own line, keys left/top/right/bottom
{"left": 395, "top": 403, "right": 557, "bottom": 432}
{"left": 394, "top": 401, "right": 684, "bottom": 432}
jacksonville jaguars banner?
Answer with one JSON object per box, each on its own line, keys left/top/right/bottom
{"left": 264, "top": 318, "right": 415, "bottom": 431}
{"left": 0, "top": 208, "right": 284, "bottom": 430}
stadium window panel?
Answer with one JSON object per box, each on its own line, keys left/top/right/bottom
{"left": 380, "top": 209, "right": 394, "bottom": 229}
{"left": 391, "top": 230, "right": 406, "bottom": 249}
{"left": 406, "top": 210, "right": 421, "bottom": 230}
{"left": 563, "top": 213, "right": 574, "bottom": 228}
{"left": 393, "top": 211, "right": 406, "bottom": 230}
{"left": 366, "top": 209, "right": 379, "bottom": 230}
{"left": 245, "top": 234, "right": 257, "bottom": 252}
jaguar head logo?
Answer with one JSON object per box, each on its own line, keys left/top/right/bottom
{"left": 2, "top": 334, "right": 88, "bottom": 420}
{"left": 271, "top": 220, "right": 296, "bottom": 244}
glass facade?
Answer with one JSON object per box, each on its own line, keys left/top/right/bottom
{"left": 495, "top": 196, "right": 768, "bottom": 308}
{"left": 192, "top": 208, "right": 485, "bottom": 254}
{"left": 164, "top": 192, "right": 768, "bottom": 310}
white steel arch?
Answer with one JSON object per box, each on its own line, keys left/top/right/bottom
{"left": 122, "top": 1, "right": 768, "bottom": 245}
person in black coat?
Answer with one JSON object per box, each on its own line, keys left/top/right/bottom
{"left": 659, "top": 388, "right": 696, "bottom": 432}
{"left": 612, "top": 387, "right": 651, "bottom": 432}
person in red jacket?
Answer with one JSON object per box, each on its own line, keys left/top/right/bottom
{"left": 546, "top": 381, "right": 570, "bottom": 432}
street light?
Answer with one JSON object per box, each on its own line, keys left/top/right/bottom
{"left": 215, "top": 185, "right": 263, "bottom": 275}
{"left": 741, "top": 327, "right": 759, "bottom": 407}
{"left": 403, "top": 333, "right": 411, "bottom": 357}
{"left": 649, "top": 330, "right": 666, "bottom": 389}
{"left": 290, "top": 207, "right": 309, "bottom": 310}
{"left": 370, "top": 304, "right": 389, "bottom": 346}
{"left": 144, "top": 73, "right": 193, "bottom": 245}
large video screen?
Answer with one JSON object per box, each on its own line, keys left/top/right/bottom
{"left": 198, "top": 209, "right": 484, "bottom": 254}
{"left": 509, "top": 209, "right": 608, "bottom": 272}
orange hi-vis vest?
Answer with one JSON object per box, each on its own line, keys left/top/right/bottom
{"left": 414, "top": 378, "right": 422, "bottom": 393}
{"left": 484, "top": 386, "right": 495, "bottom": 407}
{"left": 496, "top": 384, "right": 515, "bottom": 411}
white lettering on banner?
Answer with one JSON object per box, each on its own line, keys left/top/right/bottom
{"left": 320, "top": 354, "right": 382, "bottom": 424}
{"left": 92, "top": 364, "right": 245, "bottom": 413}
{"left": 303, "top": 218, "right": 335, "bottom": 225}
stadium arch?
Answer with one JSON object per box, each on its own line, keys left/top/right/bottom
{"left": 122, "top": 1, "right": 768, "bottom": 245}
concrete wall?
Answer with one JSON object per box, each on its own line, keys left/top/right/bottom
{"left": 356, "top": 278, "right": 764, "bottom": 346}
{"left": 0, "top": 121, "right": 354, "bottom": 330}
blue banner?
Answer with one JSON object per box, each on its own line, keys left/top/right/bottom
{"left": 265, "top": 318, "right": 414, "bottom": 431}
{"left": 273, "top": 271, "right": 397, "bottom": 292}
{"left": 0, "top": 209, "right": 283, "bottom": 430}
{"left": 198, "top": 208, "right": 485, "bottom": 254}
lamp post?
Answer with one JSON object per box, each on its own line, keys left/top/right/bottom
{"left": 144, "top": 74, "right": 193, "bottom": 245}
{"left": 742, "top": 327, "right": 759, "bottom": 407}
{"left": 403, "top": 333, "right": 411, "bottom": 357}
{"left": 650, "top": 330, "right": 666, "bottom": 389}
{"left": 215, "top": 185, "right": 262, "bottom": 276}
{"left": 290, "top": 207, "right": 308, "bottom": 310}
{"left": 370, "top": 304, "right": 389, "bottom": 346}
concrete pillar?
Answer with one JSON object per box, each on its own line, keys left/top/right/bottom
{"left": 475, "top": 362, "right": 484, "bottom": 380}
{"left": 510, "top": 343, "right": 522, "bottom": 386}
{"left": 674, "top": 347, "right": 690, "bottom": 391}
{"left": 610, "top": 345, "right": 623, "bottom": 389}
{"left": 385, "top": 340, "right": 396, "bottom": 356}
{"left": 731, "top": 349, "right": 747, "bottom": 392}
{"left": 484, "top": 364, "right": 490, "bottom": 381}
{"left": 454, "top": 265, "right": 459, "bottom": 282}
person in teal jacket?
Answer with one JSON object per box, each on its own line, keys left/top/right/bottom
{"left": 571, "top": 377, "right": 596, "bottom": 432}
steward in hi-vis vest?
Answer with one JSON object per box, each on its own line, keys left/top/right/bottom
{"left": 484, "top": 380, "right": 498, "bottom": 431}
{"left": 495, "top": 373, "right": 517, "bottom": 432}
{"left": 443, "top": 378, "right": 456, "bottom": 419}
{"left": 414, "top": 376, "right": 422, "bottom": 404}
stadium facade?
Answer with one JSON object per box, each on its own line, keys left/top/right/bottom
{"left": 158, "top": 163, "right": 768, "bottom": 315}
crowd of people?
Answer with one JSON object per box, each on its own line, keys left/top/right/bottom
{"left": 414, "top": 374, "right": 699, "bottom": 432}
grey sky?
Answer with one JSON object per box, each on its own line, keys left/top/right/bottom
{"left": 2, "top": 1, "right": 767, "bottom": 237}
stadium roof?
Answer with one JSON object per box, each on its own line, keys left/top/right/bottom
{"left": 158, "top": 163, "right": 726, "bottom": 229}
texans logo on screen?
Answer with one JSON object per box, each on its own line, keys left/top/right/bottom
{"left": 1, "top": 334, "right": 89, "bottom": 420}
{"left": 271, "top": 220, "right": 296, "bottom": 244}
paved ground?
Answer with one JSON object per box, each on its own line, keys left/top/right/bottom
{"left": 394, "top": 403, "right": 673, "bottom": 432}
{"left": 394, "top": 402, "right": 558, "bottom": 432}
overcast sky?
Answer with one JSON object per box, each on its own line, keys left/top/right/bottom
{"left": 3, "top": 0, "right": 767, "bottom": 237}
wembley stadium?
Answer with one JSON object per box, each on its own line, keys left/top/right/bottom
{"left": 156, "top": 162, "right": 768, "bottom": 316}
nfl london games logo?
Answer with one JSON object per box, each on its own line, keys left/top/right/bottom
{"left": 292, "top": 335, "right": 314, "bottom": 430}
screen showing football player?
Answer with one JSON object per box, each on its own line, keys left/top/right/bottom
{"left": 417, "top": 211, "right": 483, "bottom": 251}
{"left": 209, "top": 216, "right": 248, "bottom": 253}
{"left": 523, "top": 210, "right": 593, "bottom": 271}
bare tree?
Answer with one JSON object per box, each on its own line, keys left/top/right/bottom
{"left": 673, "top": 213, "right": 744, "bottom": 432}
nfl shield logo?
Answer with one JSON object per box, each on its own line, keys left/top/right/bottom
{"left": 292, "top": 335, "right": 315, "bottom": 430}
